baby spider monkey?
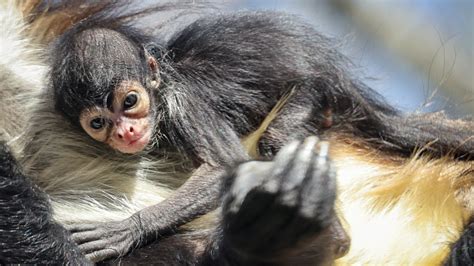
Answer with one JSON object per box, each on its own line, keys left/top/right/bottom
{"left": 1, "top": 0, "right": 471, "bottom": 264}
{"left": 50, "top": 15, "right": 349, "bottom": 263}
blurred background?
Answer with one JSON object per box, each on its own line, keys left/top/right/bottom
{"left": 223, "top": 0, "right": 473, "bottom": 117}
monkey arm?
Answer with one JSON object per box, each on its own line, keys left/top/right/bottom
{"left": 134, "top": 164, "right": 225, "bottom": 240}
{"left": 67, "top": 165, "right": 227, "bottom": 262}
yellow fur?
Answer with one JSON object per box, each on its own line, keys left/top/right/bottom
{"left": 240, "top": 96, "right": 473, "bottom": 265}
{"left": 331, "top": 144, "right": 472, "bottom": 265}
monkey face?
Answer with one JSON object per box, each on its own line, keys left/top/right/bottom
{"left": 79, "top": 81, "right": 153, "bottom": 154}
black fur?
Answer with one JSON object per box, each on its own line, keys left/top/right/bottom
{"left": 445, "top": 221, "right": 474, "bottom": 266}
{"left": 208, "top": 137, "right": 338, "bottom": 265}
{"left": 162, "top": 12, "right": 473, "bottom": 160}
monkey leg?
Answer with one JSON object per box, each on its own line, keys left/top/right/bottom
{"left": 214, "top": 136, "right": 340, "bottom": 265}
{"left": 0, "top": 142, "right": 91, "bottom": 265}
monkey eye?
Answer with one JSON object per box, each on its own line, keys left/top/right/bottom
{"left": 123, "top": 92, "right": 138, "bottom": 110}
{"left": 90, "top": 117, "right": 105, "bottom": 130}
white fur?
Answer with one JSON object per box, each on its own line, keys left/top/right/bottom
{"left": 0, "top": 1, "right": 46, "bottom": 153}
{"left": 0, "top": 1, "right": 45, "bottom": 86}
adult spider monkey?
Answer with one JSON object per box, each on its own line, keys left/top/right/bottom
{"left": 1, "top": 0, "right": 473, "bottom": 265}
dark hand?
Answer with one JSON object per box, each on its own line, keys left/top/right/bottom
{"left": 223, "top": 136, "right": 336, "bottom": 257}
{"left": 66, "top": 218, "right": 141, "bottom": 262}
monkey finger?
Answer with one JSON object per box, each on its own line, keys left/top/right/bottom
{"left": 298, "top": 152, "right": 335, "bottom": 225}
{"left": 71, "top": 229, "right": 104, "bottom": 244}
{"left": 85, "top": 248, "right": 118, "bottom": 263}
{"left": 277, "top": 164, "right": 335, "bottom": 243}
{"left": 226, "top": 161, "right": 273, "bottom": 214}
{"left": 64, "top": 223, "right": 99, "bottom": 233}
{"left": 314, "top": 141, "right": 330, "bottom": 171}
{"left": 78, "top": 239, "right": 110, "bottom": 254}
{"left": 263, "top": 140, "right": 301, "bottom": 193}
{"left": 277, "top": 136, "right": 320, "bottom": 206}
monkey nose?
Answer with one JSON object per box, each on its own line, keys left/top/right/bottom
{"left": 116, "top": 126, "right": 139, "bottom": 143}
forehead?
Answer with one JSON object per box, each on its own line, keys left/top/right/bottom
{"left": 78, "top": 29, "right": 139, "bottom": 61}
{"left": 68, "top": 29, "right": 147, "bottom": 106}
{"left": 75, "top": 28, "right": 144, "bottom": 82}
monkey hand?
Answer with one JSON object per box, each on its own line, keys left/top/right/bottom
{"left": 66, "top": 218, "right": 141, "bottom": 262}
{"left": 222, "top": 136, "right": 336, "bottom": 259}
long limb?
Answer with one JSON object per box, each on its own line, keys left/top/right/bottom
{"left": 68, "top": 164, "right": 227, "bottom": 262}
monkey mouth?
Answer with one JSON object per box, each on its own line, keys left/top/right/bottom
{"left": 128, "top": 132, "right": 151, "bottom": 147}
{"left": 129, "top": 135, "right": 145, "bottom": 145}
{"left": 116, "top": 131, "right": 152, "bottom": 154}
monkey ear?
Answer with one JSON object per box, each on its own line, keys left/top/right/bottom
{"left": 144, "top": 44, "right": 161, "bottom": 88}
{"left": 143, "top": 43, "right": 160, "bottom": 74}
{"left": 148, "top": 56, "right": 159, "bottom": 73}
{"left": 147, "top": 56, "right": 160, "bottom": 88}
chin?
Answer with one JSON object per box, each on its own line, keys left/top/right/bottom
{"left": 114, "top": 136, "right": 151, "bottom": 154}
{"left": 118, "top": 147, "right": 145, "bottom": 154}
